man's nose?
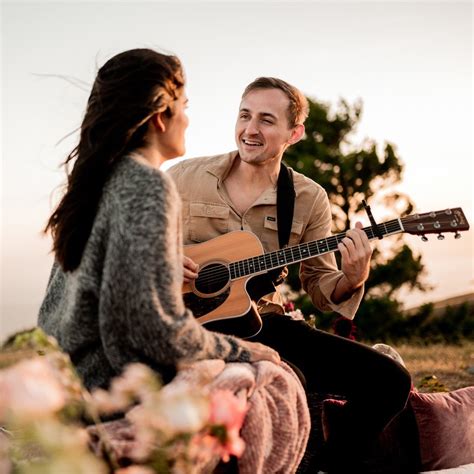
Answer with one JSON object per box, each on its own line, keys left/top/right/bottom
{"left": 245, "top": 119, "right": 259, "bottom": 135}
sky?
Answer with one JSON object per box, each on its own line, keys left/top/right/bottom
{"left": 1, "top": 1, "right": 473, "bottom": 339}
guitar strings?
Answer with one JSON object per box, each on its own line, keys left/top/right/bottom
{"left": 189, "top": 211, "right": 457, "bottom": 289}
{"left": 191, "top": 220, "right": 403, "bottom": 288}
{"left": 193, "top": 221, "right": 402, "bottom": 286}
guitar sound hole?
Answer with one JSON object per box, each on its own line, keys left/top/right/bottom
{"left": 184, "top": 289, "right": 230, "bottom": 318}
{"left": 194, "top": 263, "right": 230, "bottom": 295}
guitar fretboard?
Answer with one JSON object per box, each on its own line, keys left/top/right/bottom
{"left": 229, "top": 218, "right": 404, "bottom": 280}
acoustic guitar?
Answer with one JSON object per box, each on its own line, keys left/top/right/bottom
{"left": 183, "top": 208, "right": 470, "bottom": 338}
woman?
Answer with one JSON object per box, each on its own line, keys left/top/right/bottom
{"left": 38, "top": 48, "right": 279, "bottom": 391}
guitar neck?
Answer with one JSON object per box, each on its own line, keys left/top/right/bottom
{"left": 229, "top": 218, "right": 404, "bottom": 280}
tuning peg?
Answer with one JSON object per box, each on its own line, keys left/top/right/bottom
{"left": 437, "top": 234, "right": 445, "bottom": 240}
{"left": 421, "top": 235, "right": 428, "bottom": 242}
{"left": 455, "top": 232, "right": 461, "bottom": 239}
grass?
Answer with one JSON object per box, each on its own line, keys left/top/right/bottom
{"left": 393, "top": 340, "right": 474, "bottom": 392}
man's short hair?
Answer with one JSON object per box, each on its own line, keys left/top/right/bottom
{"left": 242, "top": 77, "right": 309, "bottom": 128}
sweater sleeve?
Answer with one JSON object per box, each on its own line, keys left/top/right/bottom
{"left": 98, "top": 168, "right": 250, "bottom": 373}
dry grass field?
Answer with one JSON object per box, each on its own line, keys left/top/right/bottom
{"left": 394, "top": 340, "right": 474, "bottom": 391}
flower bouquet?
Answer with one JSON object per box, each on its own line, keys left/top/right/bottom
{"left": 0, "top": 328, "right": 248, "bottom": 473}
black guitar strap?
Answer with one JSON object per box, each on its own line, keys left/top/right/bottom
{"left": 276, "top": 162, "right": 296, "bottom": 249}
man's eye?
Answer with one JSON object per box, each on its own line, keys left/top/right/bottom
{"left": 262, "top": 119, "right": 273, "bottom": 124}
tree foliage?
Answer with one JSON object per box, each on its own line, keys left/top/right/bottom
{"left": 285, "top": 98, "right": 413, "bottom": 232}
{"left": 283, "top": 96, "right": 434, "bottom": 339}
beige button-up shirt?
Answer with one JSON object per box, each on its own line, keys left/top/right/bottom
{"left": 168, "top": 151, "right": 363, "bottom": 319}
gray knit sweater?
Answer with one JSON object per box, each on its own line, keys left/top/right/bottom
{"left": 38, "top": 156, "right": 250, "bottom": 390}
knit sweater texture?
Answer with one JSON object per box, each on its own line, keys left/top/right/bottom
{"left": 38, "top": 156, "right": 250, "bottom": 390}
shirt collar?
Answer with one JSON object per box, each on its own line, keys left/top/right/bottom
{"left": 204, "top": 150, "right": 302, "bottom": 198}
{"left": 204, "top": 150, "right": 239, "bottom": 183}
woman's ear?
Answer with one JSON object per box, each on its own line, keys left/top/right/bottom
{"left": 151, "top": 112, "right": 167, "bottom": 133}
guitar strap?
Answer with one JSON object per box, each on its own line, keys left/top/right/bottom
{"left": 276, "top": 162, "right": 296, "bottom": 248}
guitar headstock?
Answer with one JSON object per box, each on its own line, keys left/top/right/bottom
{"left": 402, "top": 208, "right": 470, "bottom": 240}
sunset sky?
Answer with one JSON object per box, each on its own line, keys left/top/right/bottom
{"left": 2, "top": 1, "right": 472, "bottom": 339}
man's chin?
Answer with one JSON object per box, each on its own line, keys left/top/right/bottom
{"left": 238, "top": 148, "right": 263, "bottom": 163}
{"left": 239, "top": 154, "right": 261, "bottom": 164}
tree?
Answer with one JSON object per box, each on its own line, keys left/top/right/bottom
{"left": 283, "top": 97, "right": 429, "bottom": 339}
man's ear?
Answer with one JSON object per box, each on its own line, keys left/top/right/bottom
{"left": 288, "top": 124, "right": 305, "bottom": 145}
{"left": 151, "top": 112, "right": 167, "bottom": 133}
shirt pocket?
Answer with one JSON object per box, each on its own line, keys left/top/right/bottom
{"left": 259, "top": 216, "right": 304, "bottom": 250}
{"left": 189, "top": 202, "right": 230, "bottom": 243}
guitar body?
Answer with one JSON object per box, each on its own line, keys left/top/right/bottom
{"left": 183, "top": 231, "right": 270, "bottom": 338}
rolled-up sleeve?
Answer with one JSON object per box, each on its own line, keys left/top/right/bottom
{"left": 299, "top": 188, "right": 363, "bottom": 320}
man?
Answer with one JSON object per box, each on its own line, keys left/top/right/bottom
{"left": 168, "top": 77, "right": 411, "bottom": 471}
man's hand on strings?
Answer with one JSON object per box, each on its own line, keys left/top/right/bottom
{"left": 183, "top": 255, "right": 199, "bottom": 283}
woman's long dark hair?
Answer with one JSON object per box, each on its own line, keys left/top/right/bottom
{"left": 45, "top": 49, "right": 184, "bottom": 272}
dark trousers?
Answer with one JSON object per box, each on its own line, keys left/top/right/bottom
{"left": 250, "top": 313, "right": 412, "bottom": 470}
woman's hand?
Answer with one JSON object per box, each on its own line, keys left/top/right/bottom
{"left": 240, "top": 340, "right": 281, "bottom": 365}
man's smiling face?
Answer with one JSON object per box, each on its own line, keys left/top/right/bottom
{"left": 235, "top": 88, "right": 297, "bottom": 166}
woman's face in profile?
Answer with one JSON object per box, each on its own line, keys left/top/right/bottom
{"left": 160, "top": 89, "right": 189, "bottom": 160}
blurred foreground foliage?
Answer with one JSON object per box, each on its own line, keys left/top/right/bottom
{"left": 0, "top": 328, "right": 246, "bottom": 474}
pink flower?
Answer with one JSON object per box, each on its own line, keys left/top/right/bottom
{"left": 220, "top": 433, "right": 245, "bottom": 462}
{"left": 113, "top": 363, "right": 159, "bottom": 401}
{"left": 209, "top": 390, "right": 247, "bottom": 431}
{"left": 90, "top": 363, "right": 160, "bottom": 414}
{"left": 128, "top": 388, "right": 210, "bottom": 439}
{"left": 208, "top": 390, "right": 248, "bottom": 461}
{"left": 0, "top": 358, "right": 66, "bottom": 420}
{"left": 156, "top": 390, "right": 210, "bottom": 434}
{"left": 287, "top": 309, "right": 305, "bottom": 321}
